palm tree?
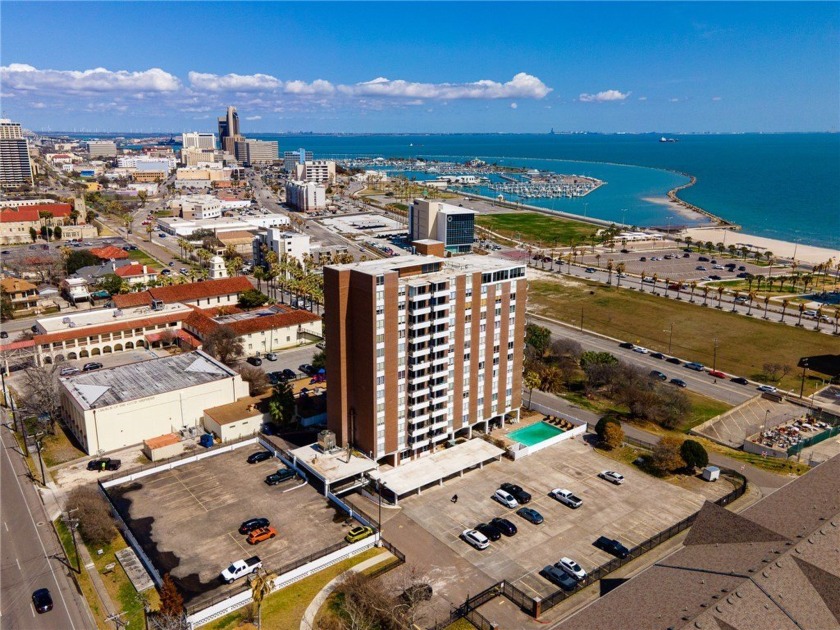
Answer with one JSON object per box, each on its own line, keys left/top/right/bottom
{"left": 616, "top": 262, "right": 625, "bottom": 287}
{"left": 780, "top": 298, "right": 789, "bottom": 322}
{"left": 728, "top": 244, "right": 737, "bottom": 258}
{"left": 763, "top": 295, "right": 770, "bottom": 319}
{"left": 702, "top": 286, "right": 710, "bottom": 307}
{"left": 717, "top": 286, "right": 725, "bottom": 308}
{"left": 595, "top": 253, "right": 601, "bottom": 268}
{"left": 688, "top": 281, "right": 697, "bottom": 303}
{"left": 664, "top": 278, "right": 671, "bottom": 298}
{"left": 740, "top": 246, "right": 749, "bottom": 259}
{"left": 746, "top": 291, "right": 756, "bottom": 316}
{"left": 754, "top": 274, "right": 765, "bottom": 291}
{"left": 684, "top": 236, "right": 693, "bottom": 251}
{"left": 249, "top": 568, "right": 277, "bottom": 629}
{"left": 640, "top": 269, "right": 647, "bottom": 292}
{"left": 815, "top": 308, "right": 823, "bottom": 331}
{"left": 834, "top": 311, "right": 840, "bottom": 335}
{"left": 651, "top": 273, "right": 659, "bottom": 294}
{"left": 253, "top": 267, "right": 266, "bottom": 291}
{"left": 606, "top": 260, "right": 614, "bottom": 285}
{"left": 716, "top": 242, "right": 725, "bottom": 254}
{"left": 797, "top": 303, "right": 805, "bottom": 326}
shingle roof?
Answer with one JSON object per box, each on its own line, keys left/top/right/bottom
{"left": 112, "top": 277, "right": 253, "bottom": 308}
{"left": 1, "top": 277, "right": 38, "bottom": 293}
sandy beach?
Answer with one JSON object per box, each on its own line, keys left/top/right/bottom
{"left": 682, "top": 228, "right": 839, "bottom": 266}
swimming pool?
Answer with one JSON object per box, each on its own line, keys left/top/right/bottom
{"left": 508, "top": 421, "right": 565, "bottom": 447}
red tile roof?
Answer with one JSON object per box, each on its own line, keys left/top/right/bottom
{"left": 27, "top": 203, "right": 73, "bottom": 218}
{"left": 34, "top": 311, "right": 184, "bottom": 344}
{"left": 112, "top": 277, "right": 253, "bottom": 308}
{"left": 89, "top": 246, "right": 130, "bottom": 260}
{"left": 115, "top": 264, "right": 157, "bottom": 278}
{"left": 183, "top": 307, "right": 320, "bottom": 338}
{"left": 0, "top": 207, "right": 39, "bottom": 223}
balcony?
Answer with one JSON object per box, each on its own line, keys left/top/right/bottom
{"left": 431, "top": 380, "right": 448, "bottom": 393}
{"left": 431, "top": 355, "right": 450, "bottom": 367}
{"left": 409, "top": 398, "right": 430, "bottom": 412}
{"left": 410, "top": 345, "right": 431, "bottom": 358}
{"left": 411, "top": 333, "right": 431, "bottom": 345}
{"left": 408, "top": 372, "right": 430, "bottom": 386}
{"left": 409, "top": 359, "right": 430, "bottom": 371}
{"left": 411, "top": 306, "right": 432, "bottom": 317}
{"left": 409, "top": 319, "right": 431, "bottom": 332}
{"left": 408, "top": 412, "right": 430, "bottom": 424}
{"left": 431, "top": 419, "right": 449, "bottom": 432}
{"left": 409, "top": 424, "right": 430, "bottom": 437}
{"left": 409, "top": 437, "right": 431, "bottom": 449}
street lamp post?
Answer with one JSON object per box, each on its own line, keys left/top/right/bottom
{"left": 712, "top": 338, "right": 719, "bottom": 373}
{"left": 664, "top": 323, "right": 674, "bottom": 354}
{"left": 799, "top": 360, "right": 809, "bottom": 399}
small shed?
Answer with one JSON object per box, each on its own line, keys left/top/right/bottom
{"left": 203, "top": 395, "right": 266, "bottom": 442}
{"left": 143, "top": 433, "right": 184, "bottom": 462}
{"left": 702, "top": 466, "right": 720, "bottom": 482}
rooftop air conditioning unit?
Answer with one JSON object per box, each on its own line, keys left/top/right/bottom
{"left": 62, "top": 317, "right": 70, "bottom": 324}
{"left": 151, "top": 299, "right": 164, "bottom": 311}
{"left": 68, "top": 322, "right": 76, "bottom": 328}
{"left": 318, "top": 430, "right": 336, "bottom": 453}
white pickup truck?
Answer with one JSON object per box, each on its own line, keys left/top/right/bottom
{"left": 220, "top": 556, "right": 262, "bottom": 584}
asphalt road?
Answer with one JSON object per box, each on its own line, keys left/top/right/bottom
{"left": 531, "top": 317, "right": 756, "bottom": 406}
{"left": 0, "top": 420, "right": 92, "bottom": 630}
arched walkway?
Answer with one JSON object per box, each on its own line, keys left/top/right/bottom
{"left": 44, "top": 356, "right": 53, "bottom": 364}
{"left": 114, "top": 344, "right": 123, "bottom": 352}
{"left": 67, "top": 352, "right": 77, "bottom": 360}
{"left": 125, "top": 342, "right": 134, "bottom": 350}
{"left": 79, "top": 350, "right": 89, "bottom": 358}
{"left": 55, "top": 354, "right": 65, "bottom": 363}
{"left": 91, "top": 348, "right": 101, "bottom": 356}
{"left": 103, "top": 346, "right": 112, "bottom": 354}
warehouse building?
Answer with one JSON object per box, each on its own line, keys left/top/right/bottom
{"left": 59, "top": 351, "right": 250, "bottom": 454}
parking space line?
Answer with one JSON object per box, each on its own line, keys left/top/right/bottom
{"left": 173, "top": 474, "right": 209, "bottom": 513}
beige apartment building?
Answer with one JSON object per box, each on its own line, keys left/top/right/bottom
{"left": 293, "top": 160, "right": 336, "bottom": 185}
{"left": 324, "top": 253, "right": 527, "bottom": 465}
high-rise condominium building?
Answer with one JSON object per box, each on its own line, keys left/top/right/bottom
{"left": 181, "top": 132, "right": 217, "bottom": 150}
{"left": 0, "top": 119, "right": 34, "bottom": 188}
{"left": 284, "top": 180, "right": 326, "bottom": 212}
{"left": 283, "top": 148, "right": 313, "bottom": 173}
{"left": 86, "top": 141, "right": 117, "bottom": 158}
{"left": 324, "top": 254, "right": 527, "bottom": 465}
{"left": 218, "top": 106, "right": 241, "bottom": 154}
{"left": 241, "top": 139, "right": 278, "bottom": 166}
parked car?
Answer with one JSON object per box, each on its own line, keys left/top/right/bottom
{"left": 549, "top": 488, "right": 583, "bottom": 509}
{"left": 32, "top": 588, "right": 53, "bottom": 614}
{"left": 0, "top": 331, "right": 7, "bottom": 339}
{"left": 83, "top": 362, "right": 103, "bottom": 371}
{"left": 489, "top": 517, "right": 517, "bottom": 537}
{"left": 265, "top": 468, "right": 296, "bottom": 485}
{"left": 708, "top": 370, "right": 726, "bottom": 378}
{"left": 316, "top": 341, "right": 325, "bottom": 350}
{"left": 475, "top": 522, "right": 503, "bottom": 542}
{"left": 345, "top": 526, "right": 375, "bottom": 543}
{"left": 516, "top": 507, "right": 544, "bottom": 524}
{"left": 540, "top": 565, "right": 579, "bottom": 590}
{"left": 670, "top": 378, "right": 688, "bottom": 388}
{"left": 220, "top": 557, "right": 262, "bottom": 584}
{"left": 594, "top": 536, "right": 630, "bottom": 559}
{"left": 649, "top": 370, "right": 667, "bottom": 381}
{"left": 557, "top": 557, "right": 587, "bottom": 581}
{"left": 738, "top": 266, "right": 747, "bottom": 271}
{"left": 60, "top": 366, "right": 81, "bottom": 377}
{"left": 299, "top": 364, "right": 315, "bottom": 375}
{"left": 698, "top": 256, "right": 709, "bottom": 262}
{"left": 757, "top": 385, "right": 778, "bottom": 393}
{"left": 666, "top": 357, "right": 682, "bottom": 365}
{"left": 639, "top": 256, "right": 647, "bottom": 262}
{"left": 247, "top": 356, "right": 263, "bottom": 366}
{"left": 695, "top": 265, "right": 707, "bottom": 271}
{"left": 618, "top": 342, "right": 635, "bottom": 349}
{"left": 500, "top": 483, "right": 531, "bottom": 504}
{"left": 461, "top": 529, "right": 490, "bottom": 550}
{"left": 247, "top": 526, "right": 278, "bottom": 545}
{"left": 632, "top": 346, "right": 649, "bottom": 354}
{"left": 650, "top": 352, "right": 665, "bottom": 359}
{"left": 598, "top": 470, "right": 625, "bottom": 485}
{"left": 281, "top": 368, "right": 297, "bottom": 381}
{"left": 685, "top": 362, "right": 705, "bottom": 371}
{"left": 265, "top": 352, "right": 278, "bottom": 361}
{"left": 247, "top": 451, "right": 273, "bottom": 464}
{"left": 585, "top": 267, "right": 596, "bottom": 273}
{"left": 87, "top": 458, "right": 121, "bottom": 472}
{"left": 239, "top": 517, "right": 270, "bottom": 535}
{"left": 731, "top": 377, "right": 749, "bottom": 385}
{"left": 493, "top": 489, "right": 518, "bottom": 509}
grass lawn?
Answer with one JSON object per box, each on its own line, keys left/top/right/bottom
{"left": 476, "top": 211, "right": 599, "bottom": 247}
{"left": 445, "top": 619, "right": 479, "bottom": 630}
{"left": 41, "top": 423, "right": 86, "bottom": 467}
{"left": 54, "top": 519, "right": 110, "bottom": 630}
{"left": 206, "top": 548, "right": 385, "bottom": 630}
{"left": 681, "top": 391, "right": 732, "bottom": 433}
{"left": 529, "top": 277, "right": 839, "bottom": 393}
{"left": 128, "top": 248, "right": 161, "bottom": 267}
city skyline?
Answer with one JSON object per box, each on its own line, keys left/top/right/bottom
{"left": 1, "top": 2, "right": 838, "bottom": 133}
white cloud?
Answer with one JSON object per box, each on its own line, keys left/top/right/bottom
{"left": 188, "top": 71, "right": 281, "bottom": 92}
{"left": 283, "top": 79, "right": 335, "bottom": 95}
{"left": 0, "top": 63, "right": 181, "bottom": 93}
{"left": 245, "top": 115, "right": 262, "bottom": 121}
{"left": 638, "top": 96, "right": 648, "bottom": 101}
{"left": 338, "top": 73, "right": 551, "bottom": 100}
{"left": 510, "top": 102, "right": 518, "bottom": 109}
{"left": 579, "top": 90, "right": 630, "bottom": 103}
{"left": 669, "top": 97, "right": 681, "bottom": 102}
{"left": 712, "top": 96, "right": 722, "bottom": 101}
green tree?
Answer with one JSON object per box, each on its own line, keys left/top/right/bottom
{"left": 240, "top": 365, "right": 270, "bottom": 396}
{"left": 525, "top": 323, "right": 551, "bottom": 357}
{"left": 602, "top": 422, "right": 625, "bottom": 450}
{"left": 580, "top": 351, "right": 618, "bottom": 369}
{"left": 680, "top": 440, "right": 709, "bottom": 471}
{"left": 0, "top": 293, "right": 13, "bottom": 321}
{"left": 53, "top": 225, "right": 62, "bottom": 240}
{"left": 595, "top": 415, "right": 622, "bottom": 444}
{"left": 66, "top": 249, "right": 100, "bottom": 274}
{"left": 29, "top": 226, "right": 38, "bottom": 242}
{"left": 311, "top": 349, "right": 326, "bottom": 371}
{"left": 238, "top": 288, "right": 269, "bottom": 309}
{"left": 98, "top": 273, "right": 124, "bottom": 296}
{"left": 268, "top": 381, "right": 296, "bottom": 426}
{"left": 651, "top": 436, "right": 686, "bottom": 475}
{"left": 524, "top": 370, "right": 540, "bottom": 408}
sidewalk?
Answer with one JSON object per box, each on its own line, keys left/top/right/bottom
{"left": 299, "top": 549, "right": 395, "bottom": 630}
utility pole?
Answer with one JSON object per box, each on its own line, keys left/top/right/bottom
{"left": 712, "top": 338, "right": 719, "bottom": 373}
{"left": 105, "top": 611, "right": 128, "bottom": 629}
{"left": 34, "top": 432, "right": 47, "bottom": 486}
{"left": 64, "top": 509, "right": 81, "bottom": 574}
{"left": 799, "top": 360, "right": 809, "bottom": 399}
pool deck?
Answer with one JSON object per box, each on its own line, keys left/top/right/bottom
{"left": 508, "top": 421, "right": 566, "bottom": 447}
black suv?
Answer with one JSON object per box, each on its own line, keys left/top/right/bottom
{"left": 475, "top": 522, "right": 503, "bottom": 541}
{"left": 500, "top": 483, "right": 531, "bottom": 504}
{"left": 594, "top": 536, "right": 630, "bottom": 559}
{"left": 281, "top": 369, "right": 297, "bottom": 381}
{"left": 247, "top": 356, "right": 263, "bottom": 366}
{"left": 87, "top": 458, "right": 121, "bottom": 472}
{"left": 618, "top": 342, "right": 635, "bottom": 349}
{"left": 265, "top": 468, "right": 296, "bottom": 485}
{"left": 247, "top": 451, "right": 273, "bottom": 464}
{"left": 239, "top": 517, "right": 270, "bottom": 534}
{"left": 490, "top": 517, "right": 517, "bottom": 537}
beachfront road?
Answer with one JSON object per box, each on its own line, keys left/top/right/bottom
{"left": 529, "top": 316, "right": 755, "bottom": 406}
{"left": 0, "top": 418, "right": 92, "bottom": 630}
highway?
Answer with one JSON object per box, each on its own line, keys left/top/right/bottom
{"left": 530, "top": 315, "right": 757, "bottom": 406}
{"left": 0, "top": 418, "right": 92, "bottom": 630}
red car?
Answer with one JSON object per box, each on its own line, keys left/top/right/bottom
{"left": 708, "top": 370, "right": 726, "bottom": 379}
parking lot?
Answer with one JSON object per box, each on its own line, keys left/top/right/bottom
{"left": 576, "top": 247, "right": 766, "bottom": 283}
{"left": 397, "top": 439, "right": 730, "bottom": 598}
{"left": 106, "top": 445, "right": 357, "bottom": 606}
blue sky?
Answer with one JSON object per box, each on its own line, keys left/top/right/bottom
{"left": 2, "top": 2, "right": 837, "bottom": 133}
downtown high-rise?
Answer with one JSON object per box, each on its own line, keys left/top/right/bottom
{"left": 0, "top": 119, "right": 34, "bottom": 188}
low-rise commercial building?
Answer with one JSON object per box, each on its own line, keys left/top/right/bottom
{"left": 216, "top": 230, "right": 257, "bottom": 258}
{"left": 409, "top": 199, "right": 477, "bottom": 254}
{"left": 285, "top": 180, "right": 326, "bottom": 212}
{"left": 111, "top": 277, "right": 252, "bottom": 309}
{"left": 59, "top": 351, "right": 249, "bottom": 454}
{"left": 156, "top": 214, "right": 289, "bottom": 237}
{"left": 0, "top": 202, "right": 75, "bottom": 244}
{"left": 60, "top": 277, "right": 91, "bottom": 304}
{"left": 253, "top": 228, "right": 310, "bottom": 267}
{"left": 168, "top": 195, "right": 223, "bottom": 220}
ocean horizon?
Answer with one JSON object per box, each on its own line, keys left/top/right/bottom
{"left": 54, "top": 132, "right": 839, "bottom": 249}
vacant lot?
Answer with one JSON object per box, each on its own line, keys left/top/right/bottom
{"left": 476, "top": 212, "right": 599, "bottom": 247}
{"left": 529, "top": 278, "right": 838, "bottom": 393}
{"left": 397, "top": 439, "right": 729, "bottom": 599}
{"left": 107, "top": 446, "right": 357, "bottom": 607}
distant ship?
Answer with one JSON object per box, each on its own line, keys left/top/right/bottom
{"left": 660, "top": 136, "right": 678, "bottom": 143}
{"left": 549, "top": 128, "right": 555, "bottom": 135}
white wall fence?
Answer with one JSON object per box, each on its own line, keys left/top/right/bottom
{"left": 186, "top": 536, "right": 379, "bottom": 628}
